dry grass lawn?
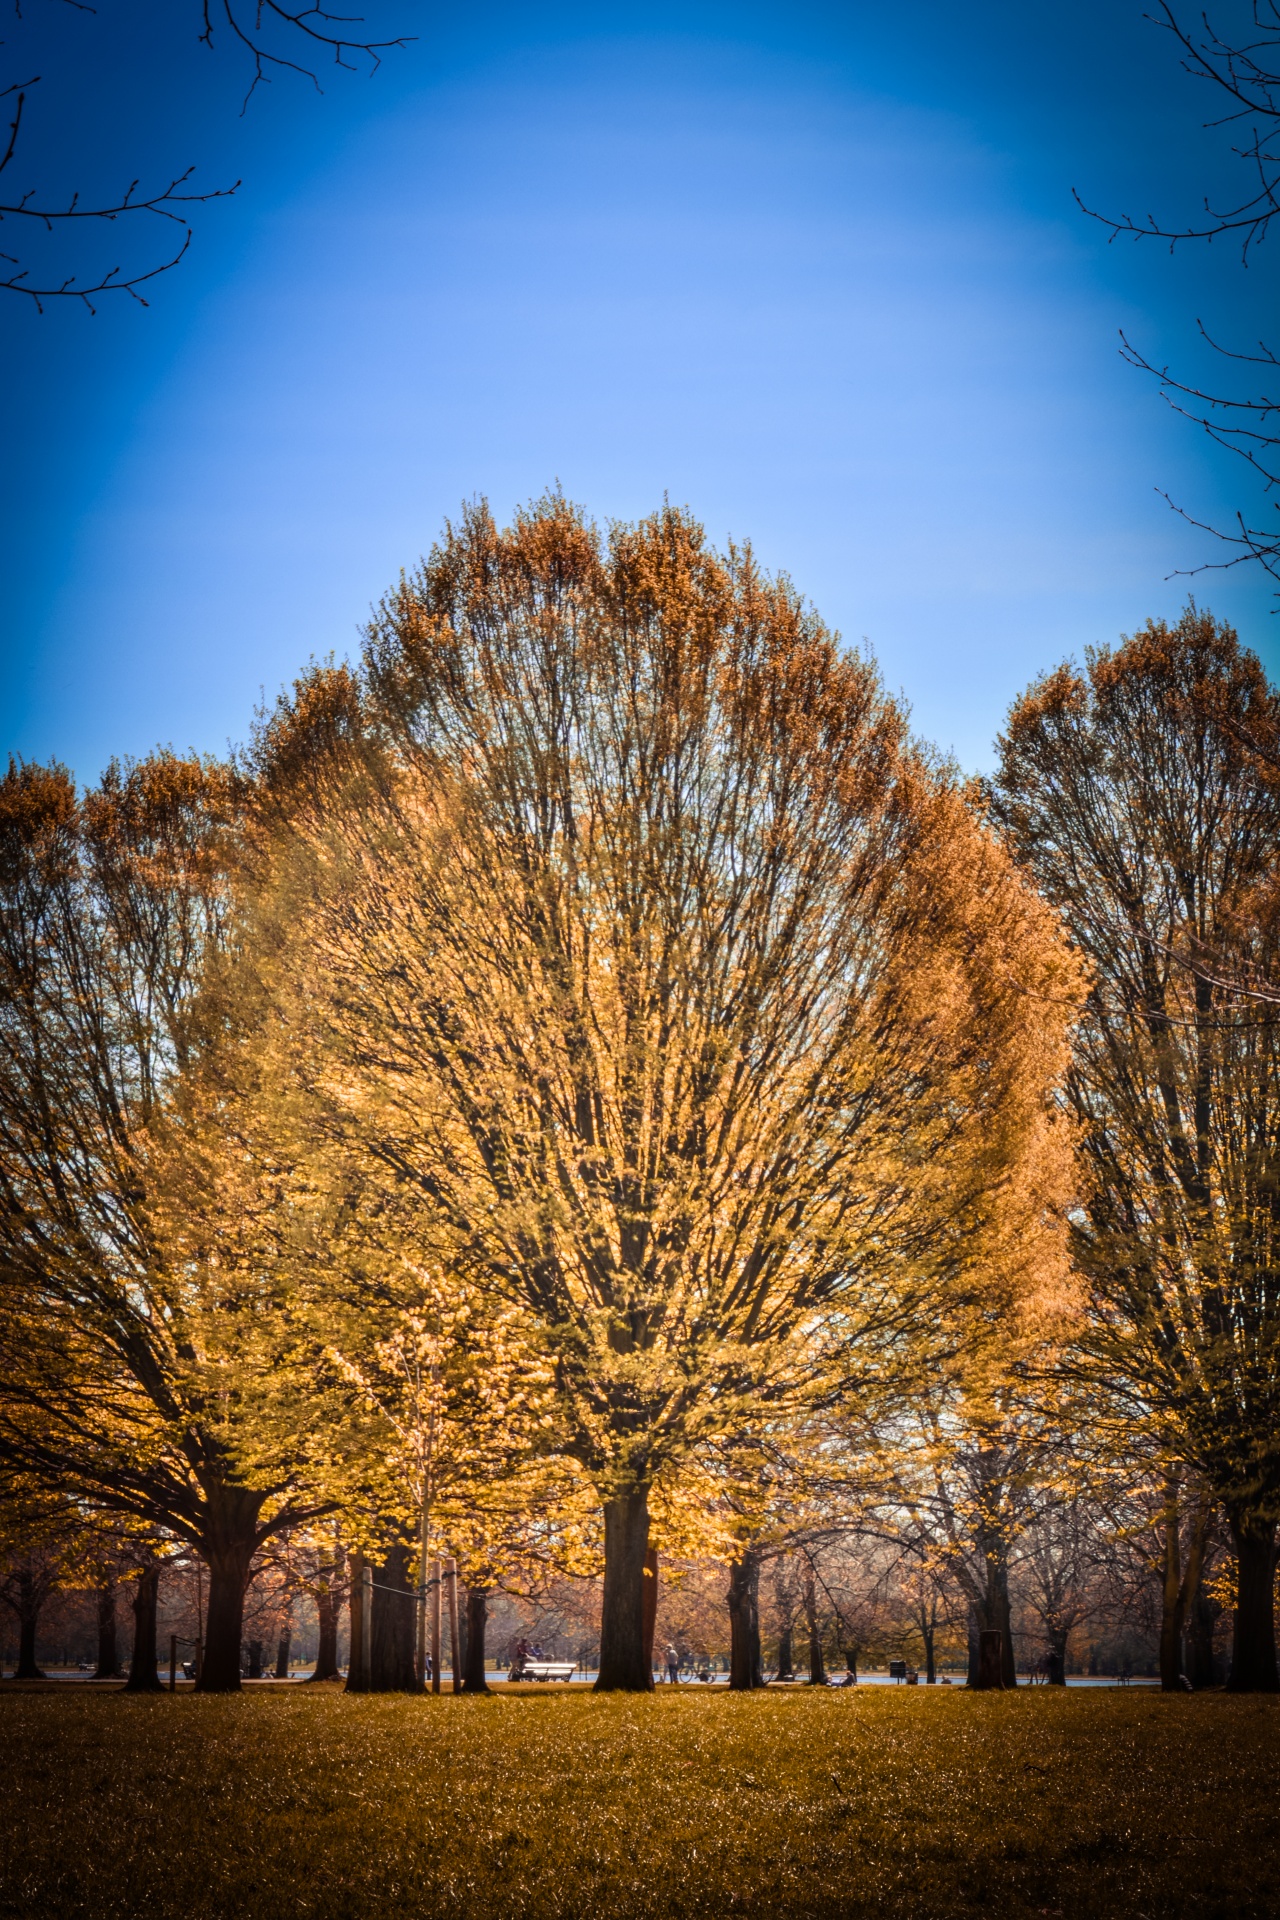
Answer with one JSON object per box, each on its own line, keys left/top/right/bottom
{"left": 0, "top": 1685, "right": 1277, "bottom": 1918}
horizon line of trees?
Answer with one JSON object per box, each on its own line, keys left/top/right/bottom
{"left": 2, "top": 497, "right": 1279, "bottom": 1697}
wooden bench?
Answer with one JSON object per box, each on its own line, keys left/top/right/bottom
{"left": 511, "top": 1660, "right": 575, "bottom": 1682}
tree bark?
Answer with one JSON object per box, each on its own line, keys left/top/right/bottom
{"left": 369, "top": 1540, "right": 418, "bottom": 1692}
{"left": 1187, "top": 1585, "right": 1221, "bottom": 1689}
{"left": 641, "top": 1547, "right": 658, "bottom": 1678}
{"left": 345, "top": 1549, "right": 368, "bottom": 1693}
{"left": 1227, "top": 1513, "right": 1279, "bottom": 1693}
{"left": 462, "top": 1586, "right": 490, "bottom": 1693}
{"left": 125, "top": 1566, "right": 162, "bottom": 1692}
{"left": 274, "top": 1630, "right": 291, "bottom": 1680}
{"left": 973, "top": 1628, "right": 1005, "bottom": 1690}
{"left": 775, "top": 1620, "right": 794, "bottom": 1682}
{"left": 802, "top": 1562, "right": 825, "bottom": 1685}
{"left": 310, "top": 1576, "right": 341, "bottom": 1681}
{"left": 246, "top": 1640, "right": 263, "bottom": 1680}
{"left": 921, "top": 1622, "right": 936, "bottom": 1686}
{"left": 93, "top": 1580, "right": 120, "bottom": 1680}
{"left": 727, "top": 1550, "right": 764, "bottom": 1690}
{"left": 1046, "top": 1634, "right": 1068, "bottom": 1686}
{"left": 12, "top": 1568, "right": 46, "bottom": 1680}
{"left": 195, "top": 1484, "right": 266, "bottom": 1693}
{"left": 595, "top": 1487, "right": 653, "bottom": 1691}
{"left": 1159, "top": 1478, "right": 1208, "bottom": 1692}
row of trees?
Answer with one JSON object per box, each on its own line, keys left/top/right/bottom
{"left": 2, "top": 498, "right": 1278, "bottom": 1692}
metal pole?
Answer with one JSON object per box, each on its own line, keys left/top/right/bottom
{"left": 169, "top": 1633, "right": 177, "bottom": 1692}
{"left": 430, "top": 1559, "right": 442, "bottom": 1694}
{"left": 447, "top": 1556, "right": 461, "bottom": 1693}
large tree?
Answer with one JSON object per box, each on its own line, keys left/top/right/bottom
{"left": 991, "top": 607, "right": 1280, "bottom": 1690}
{"left": 0, "top": 754, "right": 324, "bottom": 1690}
{"left": 244, "top": 497, "right": 1079, "bottom": 1690}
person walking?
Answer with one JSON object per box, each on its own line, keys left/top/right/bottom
{"left": 665, "top": 1644, "right": 680, "bottom": 1686}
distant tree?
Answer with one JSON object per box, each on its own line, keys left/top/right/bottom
{"left": 245, "top": 496, "right": 1081, "bottom": 1691}
{"left": 0, "top": 754, "right": 326, "bottom": 1691}
{"left": 992, "top": 608, "right": 1280, "bottom": 1691}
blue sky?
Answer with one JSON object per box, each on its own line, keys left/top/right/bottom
{"left": 2, "top": 0, "right": 1276, "bottom": 778}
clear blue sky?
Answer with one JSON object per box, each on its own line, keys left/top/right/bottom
{"left": 2, "top": 0, "right": 1276, "bottom": 779}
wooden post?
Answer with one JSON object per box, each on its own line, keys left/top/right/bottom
{"left": 169, "top": 1633, "right": 177, "bottom": 1691}
{"left": 430, "top": 1558, "right": 442, "bottom": 1694}
{"left": 447, "top": 1557, "right": 461, "bottom": 1694}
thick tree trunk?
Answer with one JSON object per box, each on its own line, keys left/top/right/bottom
{"left": 775, "top": 1621, "right": 794, "bottom": 1682}
{"left": 195, "top": 1484, "right": 266, "bottom": 1693}
{"left": 1227, "top": 1514, "right": 1279, "bottom": 1693}
{"left": 1046, "top": 1632, "right": 1068, "bottom": 1686}
{"left": 93, "top": 1581, "right": 121, "bottom": 1680}
{"left": 966, "top": 1605, "right": 980, "bottom": 1686}
{"left": 974, "top": 1629, "right": 1005, "bottom": 1689}
{"left": 462, "top": 1586, "right": 490, "bottom": 1693}
{"left": 274, "top": 1630, "right": 291, "bottom": 1680}
{"left": 1159, "top": 1478, "right": 1207, "bottom": 1692}
{"left": 641, "top": 1547, "right": 659, "bottom": 1677}
{"left": 370, "top": 1541, "right": 418, "bottom": 1692}
{"left": 310, "top": 1580, "right": 341, "bottom": 1681}
{"left": 802, "top": 1563, "right": 825, "bottom": 1685}
{"left": 13, "top": 1570, "right": 46, "bottom": 1680}
{"left": 727, "top": 1551, "right": 764, "bottom": 1690}
{"left": 595, "top": 1488, "right": 653, "bottom": 1691}
{"left": 246, "top": 1640, "right": 263, "bottom": 1680}
{"left": 125, "top": 1566, "right": 162, "bottom": 1693}
{"left": 345, "top": 1550, "right": 368, "bottom": 1693}
{"left": 995, "top": 1572, "right": 1017, "bottom": 1688}
{"left": 1187, "top": 1586, "right": 1221, "bottom": 1689}
{"left": 922, "top": 1624, "right": 936, "bottom": 1686}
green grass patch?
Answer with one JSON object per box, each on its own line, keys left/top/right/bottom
{"left": 1, "top": 1687, "right": 1277, "bottom": 1918}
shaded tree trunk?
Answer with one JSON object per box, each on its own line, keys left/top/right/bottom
{"left": 9, "top": 1567, "right": 47, "bottom": 1680}
{"left": 802, "top": 1562, "right": 825, "bottom": 1686}
{"left": 246, "top": 1640, "right": 263, "bottom": 1680}
{"left": 195, "top": 1484, "right": 266, "bottom": 1693}
{"left": 974, "top": 1629, "right": 1005, "bottom": 1689}
{"left": 775, "top": 1620, "right": 794, "bottom": 1682}
{"left": 345, "top": 1549, "right": 368, "bottom": 1693}
{"left": 369, "top": 1541, "right": 417, "bottom": 1692}
{"left": 1187, "top": 1585, "right": 1221, "bottom": 1689}
{"left": 595, "top": 1488, "right": 653, "bottom": 1692}
{"left": 125, "top": 1566, "right": 162, "bottom": 1693}
{"left": 93, "top": 1580, "right": 120, "bottom": 1680}
{"left": 641, "top": 1547, "right": 658, "bottom": 1678}
{"left": 921, "top": 1621, "right": 936, "bottom": 1686}
{"left": 1160, "top": 1479, "right": 1207, "bottom": 1692}
{"left": 1045, "top": 1632, "right": 1068, "bottom": 1686}
{"left": 462, "top": 1586, "right": 490, "bottom": 1693}
{"left": 274, "top": 1630, "right": 291, "bottom": 1680}
{"left": 310, "top": 1575, "right": 342, "bottom": 1681}
{"left": 727, "top": 1550, "right": 764, "bottom": 1690}
{"left": 1227, "top": 1513, "right": 1279, "bottom": 1693}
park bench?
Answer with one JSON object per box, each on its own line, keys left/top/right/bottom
{"left": 510, "top": 1660, "right": 575, "bottom": 1682}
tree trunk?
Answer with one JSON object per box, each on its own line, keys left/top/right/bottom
{"left": 274, "top": 1630, "right": 291, "bottom": 1680}
{"left": 369, "top": 1541, "right": 418, "bottom": 1692}
{"left": 1046, "top": 1632, "right": 1068, "bottom": 1686}
{"left": 345, "top": 1550, "right": 368, "bottom": 1693}
{"left": 310, "top": 1578, "right": 341, "bottom": 1681}
{"left": 974, "top": 1628, "right": 1005, "bottom": 1690}
{"left": 93, "top": 1581, "right": 120, "bottom": 1680}
{"left": 125, "top": 1566, "right": 162, "bottom": 1693}
{"left": 595, "top": 1487, "right": 653, "bottom": 1692}
{"left": 995, "top": 1569, "right": 1017, "bottom": 1688}
{"left": 966, "top": 1604, "right": 980, "bottom": 1687}
{"left": 922, "top": 1623, "right": 936, "bottom": 1686}
{"left": 1187, "top": 1585, "right": 1221, "bottom": 1689}
{"left": 195, "top": 1484, "right": 266, "bottom": 1693}
{"left": 802, "top": 1562, "right": 825, "bottom": 1685}
{"left": 776, "top": 1620, "right": 794, "bottom": 1682}
{"left": 13, "top": 1569, "right": 46, "bottom": 1680}
{"left": 641, "top": 1547, "right": 659, "bottom": 1677}
{"left": 1227, "top": 1513, "right": 1279, "bottom": 1693}
{"left": 727, "top": 1550, "right": 764, "bottom": 1690}
{"left": 462, "top": 1586, "right": 490, "bottom": 1693}
{"left": 1159, "top": 1478, "right": 1208, "bottom": 1692}
{"left": 246, "top": 1640, "right": 263, "bottom": 1680}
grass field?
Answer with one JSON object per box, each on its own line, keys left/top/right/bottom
{"left": 1, "top": 1686, "right": 1277, "bottom": 1919}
